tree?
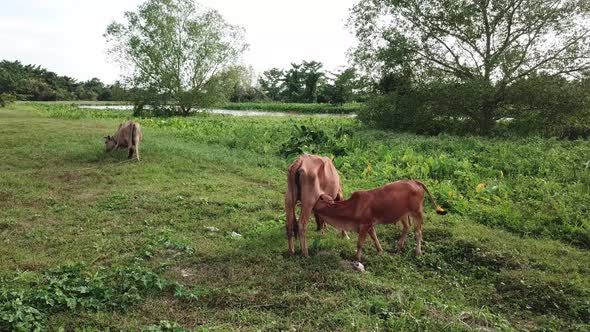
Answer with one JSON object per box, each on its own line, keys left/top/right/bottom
{"left": 258, "top": 68, "right": 284, "bottom": 101}
{"left": 228, "top": 65, "right": 261, "bottom": 102}
{"left": 105, "top": 0, "right": 247, "bottom": 116}
{"left": 282, "top": 63, "right": 305, "bottom": 102}
{"left": 350, "top": 0, "right": 590, "bottom": 134}
{"left": 324, "top": 68, "right": 359, "bottom": 105}
{"left": 300, "top": 61, "right": 324, "bottom": 103}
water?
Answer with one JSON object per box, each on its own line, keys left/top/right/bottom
{"left": 78, "top": 105, "right": 356, "bottom": 118}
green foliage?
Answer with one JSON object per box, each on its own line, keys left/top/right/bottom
{"left": 142, "top": 320, "right": 187, "bottom": 332}
{"left": 350, "top": 0, "right": 590, "bottom": 134}
{"left": 221, "top": 102, "right": 361, "bottom": 114}
{"left": 323, "top": 68, "right": 365, "bottom": 105}
{"left": 0, "top": 93, "right": 16, "bottom": 107}
{"left": 504, "top": 73, "right": 590, "bottom": 139}
{"left": 0, "top": 264, "right": 168, "bottom": 331}
{"left": 280, "top": 124, "right": 353, "bottom": 158}
{"left": 258, "top": 62, "right": 367, "bottom": 104}
{"left": 360, "top": 75, "right": 590, "bottom": 138}
{"left": 0, "top": 60, "right": 127, "bottom": 102}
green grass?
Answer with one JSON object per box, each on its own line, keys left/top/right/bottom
{"left": 1, "top": 103, "right": 589, "bottom": 331}
{"left": 221, "top": 102, "right": 362, "bottom": 114}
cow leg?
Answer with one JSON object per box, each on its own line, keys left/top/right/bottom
{"left": 369, "top": 227, "right": 383, "bottom": 255}
{"left": 298, "top": 205, "right": 313, "bottom": 257}
{"left": 285, "top": 196, "right": 297, "bottom": 256}
{"left": 134, "top": 144, "right": 140, "bottom": 161}
{"left": 355, "top": 226, "right": 369, "bottom": 261}
{"left": 397, "top": 216, "right": 410, "bottom": 252}
{"left": 414, "top": 212, "right": 424, "bottom": 256}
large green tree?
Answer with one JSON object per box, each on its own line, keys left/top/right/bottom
{"left": 105, "top": 0, "right": 247, "bottom": 115}
{"left": 350, "top": 0, "right": 590, "bottom": 134}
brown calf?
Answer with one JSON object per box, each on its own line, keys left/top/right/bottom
{"left": 285, "top": 154, "right": 348, "bottom": 257}
{"left": 314, "top": 180, "right": 447, "bottom": 261}
{"left": 105, "top": 121, "right": 143, "bottom": 161}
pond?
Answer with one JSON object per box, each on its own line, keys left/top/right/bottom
{"left": 78, "top": 105, "right": 357, "bottom": 118}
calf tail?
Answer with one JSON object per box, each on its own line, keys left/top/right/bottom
{"left": 415, "top": 181, "right": 447, "bottom": 215}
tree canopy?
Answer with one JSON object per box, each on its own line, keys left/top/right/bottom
{"left": 350, "top": 0, "right": 590, "bottom": 134}
{"left": 105, "top": 0, "right": 247, "bottom": 115}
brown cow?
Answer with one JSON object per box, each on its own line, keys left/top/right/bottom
{"left": 314, "top": 180, "right": 447, "bottom": 261}
{"left": 104, "top": 121, "right": 143, "bottom": 161}
{"left": 285, "top": 154, "right": 348, "bottom": 257}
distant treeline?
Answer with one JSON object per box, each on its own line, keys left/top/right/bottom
{"left": 0, "top": 60, "right": 130, "bottom": 101}
{"left": 0, "top": 59, "right": 366, "bottom": 107}
{"left": 253, "top": 61, "right": 368, "bottom": 105}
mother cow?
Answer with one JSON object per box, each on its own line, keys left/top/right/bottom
{"left": 285, "top": 154, "right": 347, "bottom": 256}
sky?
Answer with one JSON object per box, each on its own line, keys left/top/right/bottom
{"left": 0, "top": 0, "right": 359, "bottom": 84}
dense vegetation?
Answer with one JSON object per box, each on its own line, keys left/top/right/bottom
{"left": 350, "top": 0, "right": 590, "bottom": 137}
{"left": 0, "top": 60, "right": 129, "bottom": 102}
{"left": 1, "top": 103, "right": 588, "bottom": 330}
{"left": 220, "top": 102, "right": 361, "bottom": 114}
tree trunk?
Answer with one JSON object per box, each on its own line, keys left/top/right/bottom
{"left": 478, "top": 101, "right": 497, "bottom": 136}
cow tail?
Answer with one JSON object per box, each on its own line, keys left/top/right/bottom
{"left": 287, "top": 158, "right": 303, "bottom": 239}
{"left": 415, "top": 181, "right": 447, "bottom": 215}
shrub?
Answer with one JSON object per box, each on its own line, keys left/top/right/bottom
{"left": 0, "top": 93, "right": 16, "bottom": 107}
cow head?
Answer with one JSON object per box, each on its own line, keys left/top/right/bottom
{"left": 104, "top": 135, "right": 116, "bottom": 151}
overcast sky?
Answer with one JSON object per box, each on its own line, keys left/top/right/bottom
{"left": 0, "top": 0, "right": 358, "bottom": 83}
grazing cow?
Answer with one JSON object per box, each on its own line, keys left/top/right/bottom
{"left": 314, "top": 180, "right": 447, "bottom": 261}
{"left": 104, "top": 121, "right": 143, "bottom": 161}
{"left": 285, "top": 154, "right": 348, "bottom": 257}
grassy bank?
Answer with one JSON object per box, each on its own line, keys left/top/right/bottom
{"left": 221, "top": 102, "right": 362, "bottom": 114}
{"left": 1, "top": 103, "right": 589, "bottom": 330}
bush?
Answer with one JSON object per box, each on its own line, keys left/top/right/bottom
{"left": 360, "top": 74, "right": 590, "bottom": 138}
{"left": 0, "top": 93, "right": 16, "bottom": 107}
{"left": 503, "top": 74, "right": 590, "bottom": 139}
{"left": 280, "top": 124, "right": 352, "bottom": 158}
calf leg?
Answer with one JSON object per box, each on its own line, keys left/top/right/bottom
{"left": 355, "top": 225, "right": 370, "bottom": 261}
{"left": 397, "top": 216, "right": 410, "bottom": 252}
{"left": 128, "top": 147, "right": 134, "bottom": 160}
{"left": 369, "top": 227, "right": 383, "bottom": 254}
{"left": 413, "top": 212, "right": 424, "bottom": 256}
{"left": 334, "top": 192, "right": 349, "bottom": 239}
{"left": 134, "top": 144, "right": 140, "bottom": 161}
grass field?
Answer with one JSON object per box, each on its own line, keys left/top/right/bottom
{"left": 1, "top": 103, "right": 589, "bottom": 331}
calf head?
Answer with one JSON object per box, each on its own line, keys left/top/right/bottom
{"left": 314, "top": 194, "right": 335, "bottom": 211}
{"left": 104, "top": 136, "right": 117, "bottom": 151}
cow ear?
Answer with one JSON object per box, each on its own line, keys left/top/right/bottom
{"left": 330, "top": 155, "right": 335, "bottom": 161}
